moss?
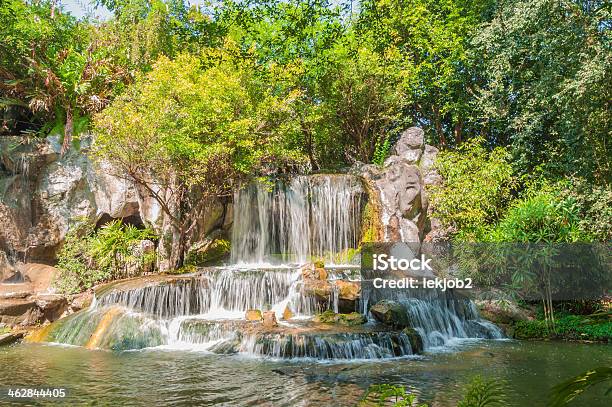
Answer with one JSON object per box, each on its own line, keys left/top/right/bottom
{"left": 185, "top": 238, "right": 231, "bottom": 266}
{"left": 313, "top": 260, "right": 325, "bottom": 269}
{"left": 314, "top": 310, "right": 366, "bottom": 326}
{"left": 361, "top": 201, "right": 383, "bottom": 244}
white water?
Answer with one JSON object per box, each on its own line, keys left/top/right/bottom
{"left": 45, "top": 174, "right": 502, "bottom": 359}
{"left": 230, "top": 175, "right": 365, "bottom": 265}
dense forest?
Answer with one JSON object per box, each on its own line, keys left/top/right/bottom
{"left": 1, "top": 0, "right": 610, "bottom": 249}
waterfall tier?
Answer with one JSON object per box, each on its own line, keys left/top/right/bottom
{"left": 28, "top": 174, "right": 502, "bottom": 359}
{"left": 231, "top": 175, "right": 365, "bottom": 265}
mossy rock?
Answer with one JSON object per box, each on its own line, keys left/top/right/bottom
{"left": 370, "top": 300, "right": 411, "bottom": 329}
{"left": 402, "top": 327, "right": 423, "bottom": 353}
{"left": 185, "top": 238, "right": 230, "bottom": 266}
{"left": 314, "top": 310, "right": 366, "bottom": 326}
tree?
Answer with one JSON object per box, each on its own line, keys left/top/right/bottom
{"left": 428, "top": 138, "right": 516, "bottom": 239}
{"left": 472, "top": 0, "right": 611, "bottom": 183}
{"left": 357, "top": 0, "right": 496, "bottom": 147}
{"left": 92, "top": 48, "right": 304, "bottom": 268}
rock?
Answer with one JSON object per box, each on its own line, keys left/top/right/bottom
{"left": 402, "top": 327, "right": 424, "bottom": 354}
{"left": 314, "top": 310, "right": 366, "bottom": 326}
{"left": 245, "top": 309, "right": 263, "bottom": 321}
{"left": 359, "top": 155, "right": 423, "bottom": 243}
{"left": 0, "top": 331, "right": 25, "bottom": 346}
{"left": 370, "top": 300, "right": 411, "bottom": 329}
{"left": 33, "top": 294, "right": 68, "bottom": 322}
{"left": 334, "top": 280, "right": 360, "bottom": 301}
{"left": 475, "top": 299, "right": 533, "bottom": 325}
{"left": 185, "top": 231, "right": 230, "bottom": 267}
{"left": 355, "top": 127, "right": 442, "bottom": 246}
{"left": 0, "top": 298, "right": 42, "bottom": 326}
{"left": 390, "top": 127, "right": 425, "bottom": 163}
{"left": 302, "top": 279, "right": 332, "bottom": 300}
{"left": 282, "top": 306, "right": 293, "bottom": 321}
{"left": 0, "top": 251, "right": 20, "bottom": 283}
{"left": 262, "top": 311, "right": 278, "bottom": 328}
{"left": 126, "top": 239, "right": 156, "bottom": 275}
{"left": 17, "top": 263, "right": 58, "bottom": 293}
{"left": 69, "top": 291, "right": 93, "bottom": 312}
{"left": 300, "top": 263, "right": 327, "bottom": 281}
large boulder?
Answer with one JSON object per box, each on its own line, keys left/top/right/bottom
{"left": 389, "top": 127, "right": 425, "bottom": 164}
{"left": 356, "top": 127, "right": 440, "bottom": 244}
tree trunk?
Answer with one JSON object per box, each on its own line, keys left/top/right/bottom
{"left": 61, "top": 106, "right": 73, "bottom": 156}
{"left": 167, "top": 223, "right": 187, "bottom": 271}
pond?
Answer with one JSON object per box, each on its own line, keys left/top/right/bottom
{"left": 1, "top": 339, "right": 609, "bottom": 406}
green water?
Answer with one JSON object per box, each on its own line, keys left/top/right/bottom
{"left": 0, "top": 340, "right": 610, "bottom": 406}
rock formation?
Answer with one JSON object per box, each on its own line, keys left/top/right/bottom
{"left": 354, "top": 127, "right": 442, "bottom": 246}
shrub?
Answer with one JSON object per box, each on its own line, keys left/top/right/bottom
{"left": 488, "top": 183, "right": 588, "bottom": 243}
{"left": 54, "top": 220, "right": 156, "bottom": 294}
{"left": 428, "top": 139, "right": 516, "bottom": 240}
{"left": 514, "top": 314, "right": 612, "bottom": 341}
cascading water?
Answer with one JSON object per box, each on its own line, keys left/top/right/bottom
{"left": 31, "top": 174, "right": 503, "bottom": 360}
{"left": 230, "top": 175, "right": 365, "bottom": 265}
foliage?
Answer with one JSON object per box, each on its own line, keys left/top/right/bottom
{"left": 457, "top": 375, "right": 507, "bottom": 407}
{"left": 358, "top": 0, "right": 497, "bottom": 147}
{"left": 548, "top": 367, "right": 612, "bottom": 407}
{"left": 92, "top": 47, "right": 304, "bottom": 267}
{"left": 558, "top": 177, "right": 612, "bottom": 241}
{"left": 472, "top": 0, "right": 611, "bottom": 182}
{"left": 54, "top": 220, "right": 156, "bottom": 294}
{"left": 360, "top": 383, "right": 427, "bottom": 407}
{"left": 428, "top": 138, "right": 516, "bottom": 239}
{"left": 488, "top": 183, "right": 587, "bottom": 243}
{"left": 514, "top": 314, "right": 612, "bottom": 341}
{"left": 185, "top": 238, "right": 231, "bottom": 266}
{"left": 0, "top": 0, "right": 129, "bottom": 151}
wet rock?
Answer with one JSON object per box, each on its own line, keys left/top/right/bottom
{"left": 0, "top": 298, "right": 42, "bottom": 326}
{"left": 0, "top": 331, "right": 25, "bottom": 346}
{"left": 262, "top": 311, "right": 278, "bottom": 328}
{"left": 370, "top": 300, "right": 411, "bottom": 329}
{"left": 301, "top": 263, "right": 327, "bottom": 280}
{"left": 355, "top": 126, "right": 442, "bottom": 246}
{"left": 302, "top": 279, "right": 332, "bottom": 300}
{"left": 34, "top": 294, "right": 68, "bottom": 322}
{"left": 402, "top": 327, "right": 424, "bottom": 354}
{"left": 314, "top": 310, "right": 366, "bottom": 326}
{"left": 245, "top": 309, "right": 263, "bottom": 321}
{"left": 334, "top": 280, "right": 360, "bottom": 301}
{"left": 69, "top": 291, "right": 93, "bottom": 312}
{"left": 282, "top": 306, "right": 293, "bottom": 321}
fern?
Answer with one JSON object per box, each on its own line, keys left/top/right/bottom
{"left": 548, "top": 367, "right": 612, "bottom": 407}
{"left": 457, "top": 376, "right": 507, "bottom": 407}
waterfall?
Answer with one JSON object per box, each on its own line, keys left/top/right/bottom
{"left": 29, "top": 174, "right": 504, "bottom": 359}
{"left": 364, "top": 287, "right": 504, "bottom": 347}
{"left": 230, "top": 175, "right": 365, "bottom": 265}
